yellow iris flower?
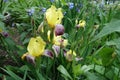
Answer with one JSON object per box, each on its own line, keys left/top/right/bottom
{"left": 27, "top": 36, "right": 46, "bottom": 57}
{"left": 66, "top": 50, "right": 77, "bottom": 61}
{"left": 67, "top": 50, "right": 76, "bottom": 56}
{"left": 78, "top": 20, "right": 86, "bottom": 28}
{"left": 45, "top": 5, "right": 63, "bottom": 28}
{"left": 53, "top": 35, "right": 68, "bottom": 47}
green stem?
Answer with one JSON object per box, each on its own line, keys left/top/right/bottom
{"left": 0, "top": 0, "right": 3, "bottom": 12}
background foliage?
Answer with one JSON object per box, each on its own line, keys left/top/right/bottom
{"left": 0, "top": 0, "right": 120, "bottom": 80}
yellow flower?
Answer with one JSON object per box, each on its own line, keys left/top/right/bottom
{"left": 78, "top": 20, "right": 86, "bottom": 28}
{"left": 45, "top": 5, "right": 63, "bottom": 28}
{"left": 67, "top": 50, "right": 76, "bottom": 56}
{"left": 53, "top": 36, "right": 62, "bottom": 46}
{"left": 27, "top": 36, "right": 46, "bottom": 57}
{"left": 53, "top": 35, "right": 68, "bottom": 47}
{"left": 66, "top": 50, "right": 76, "bottom": 61}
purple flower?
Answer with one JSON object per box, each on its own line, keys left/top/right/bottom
{"left": 1, "top": 31, "right": 9, "bottom": 37}
{"left": 52, "top": 45, "right": 60, "bottom": 57}
{"left": 42, "top": 7, "right": 46, "bottom": 13}
{"left": 3, "top": 0, "right": 8, "bottom": 2}
{"left": 43, "top": 49, "right": 54, "bottom": 59}
{"left": 55, "top": 24, "right": 64, "bottom": 36}
{"left": 76, "top": 8, "right": 80, "bottom": 12}
{"left": 27, "top": 8, "right": 35, "bottom": 16}
{"left": 68, "top": 2, "right": 74, "bottom": 9}
{"left": 50, "top": 0, "right": 54, "bottom": 2}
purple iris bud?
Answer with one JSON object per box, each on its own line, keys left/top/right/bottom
{"left": 42, "top": 7, "right": 46, "bottom": 13}
{"left": 27, "top": 8, "right": 35, "bottom": 16}
{"left": 26, "top": 54, "right": 35, "bottom": 65}
{"left": 50, "top": 0, "right": 54, "bottom": 2}
{"left": 43, "top": 50, "right": 54, "bottom": 59}
{"left": 68, "top": 2, "right": 74, "bottom": 9}
{"left": 2, "top": 32, "right": 9, "bottom": 37}
{"left": 55, "top": 24, "right": 65, "bottom": 36}
{"left": 52, "top": 45, "right": 60, "bottom": 57}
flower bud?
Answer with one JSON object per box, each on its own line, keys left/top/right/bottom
{"left": 65, "top": 50, "right": 76, "bottom": 61}
{"left": 55, "top": 24, "right": 64, "bottom": 36}
{"left": 2, "top": 31, "right": 9, "bottom": 37}
{"left": 21, "top": 52, "right": 35, "bottom": 65}
{"left": 52, "top": 45, "right": 60, "bottom": 57}
{"left": 43, "top": 49, "right": 54, "bottom": 59}
{"left": 37, "top": 22, "right": 44, "bottom": 33}
{"left": 26, "top": 54, "right": 35, "bottom": 65}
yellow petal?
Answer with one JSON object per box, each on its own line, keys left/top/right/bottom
{"left": 21, "top": 52, "right": 29, "bottom": 60}
{"left": 79, "top": 20, "right": 86, "bottom": 27}
{"left": 63, "top": 39, "right": 68, "bottom": 47}
{"left": 45, "top": 5, "right": 63, "bottom": 28}
{"left": 67, "top": 50, "right": 76, "bottom": 56}
{"left": 53, "top": 36, "right": 62, "bottom": 46}
{"left": 27, "top": 36, "right": 46, "bottom": 57}
{"left": 47, "top": 30, "right": 51, "bottom": 42}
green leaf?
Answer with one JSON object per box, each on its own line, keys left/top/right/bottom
{"left": 97, "top": 47, "right": 114, "bottom": 66}
{"left": 106, "top": 38, "right": 120, "bottom": 46}
{"left": 85, "top": 72, "right": 106, "bottom": 80}
{"left": 91, "top": 20, "right": 120, "bottom": 41}
{"left": 106, "top": 38, "right": 120, "bottom": 57}
{"left": 22, "top": 38, "right": 30, "bottom": 45}
{"left": 73, "top": 64, "right": 82, "bottom": 76}
{"left": 95, "top": 65, "right": 105, "bottom": 75}
{"left": 0, "top": 21, "right": 5, "bottom": 30}
{"left": 1, "top": 68, "right": 23, "bottom": 80}
{"left": 57, "top": 65, "right": 72, "bottom": 80}
{"left": 5, "top": 37, "right": 16, "bottom": 50}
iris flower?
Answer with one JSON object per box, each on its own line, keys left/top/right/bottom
{"left": 45, "top": 5, "right": 63, "bottom": 28}
{"left": 27, "top": 36, "right": 46, "bottom": 57}
{"left": 65, "top": 50, "right": 76, "bottom": 61}
{"left": 79, "top": 20, "right": 86, "bottom": 27}
{"left": 22, "top": 36, "right": 46, "bottom": 60}
{"left": 76, "top": 20, "right": 86, "bottom": 28}
{"left": 53, "top": 35, "right": 68, "bottom": 47}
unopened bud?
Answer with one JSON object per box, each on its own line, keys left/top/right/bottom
{"left": 43, "top": 49, "right": 54, "bottom": 59}
{"left": 26, "top": 54, "right": 35, "bottom": 65}
{"left": 52, "top": 45, "right": 60, "bottom": 57}
{"left": 55, "top": 24, "right": 64, "bottom": 36}
{"left": 37, "top": 22, "right": 44, "bottom": 33}
{"left": 21, "top": 52, "right": 35, "bottom": 65}
{"left": 2, "top": 31, "right": 9, "bottom": 37}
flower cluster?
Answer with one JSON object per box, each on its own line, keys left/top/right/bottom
{"left": 27, "top": 8, "right": 35, "bottom": 16}
{"left": 22, "top": 5, "right": 81, "bottom": 65}
{"left": 68, "top": 2, "right": 74, "bottom": 9}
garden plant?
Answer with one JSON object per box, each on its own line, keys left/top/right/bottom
{"left": 0, "top": 0, "right": 120, "bottom": 80}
